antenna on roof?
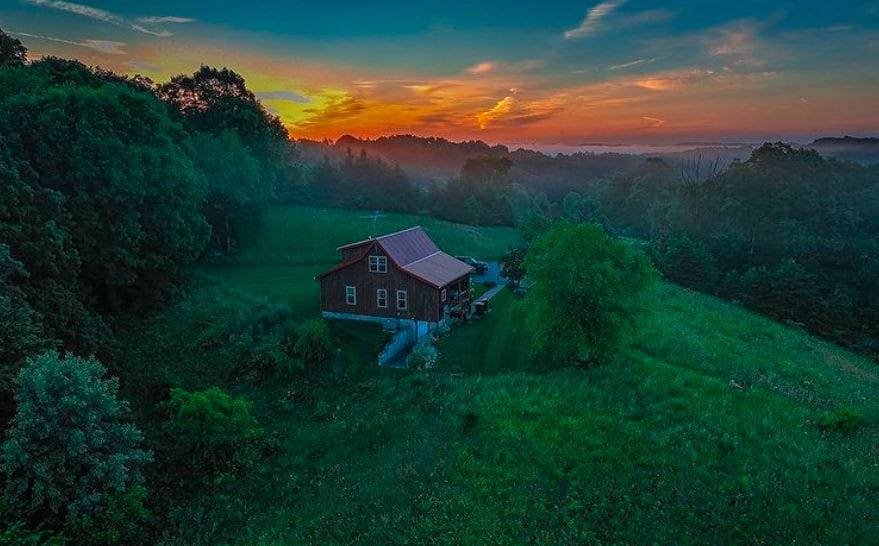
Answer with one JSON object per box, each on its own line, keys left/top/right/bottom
{"left": 359, "top": 210, "right": 385, "bottom": 237}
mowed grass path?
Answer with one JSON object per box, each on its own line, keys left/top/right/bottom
{"left": 196, "top": 206, "right": 521, "bottom": 316}
{"left": 128, "top": 206, "right": 877, "bottom": 543}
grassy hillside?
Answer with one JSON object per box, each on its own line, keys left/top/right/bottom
{"left": 119, "top": 206, "right": 878, "bottom": 544}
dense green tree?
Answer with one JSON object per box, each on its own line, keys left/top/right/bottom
{"left": 431, "top": 155, "right": 515, "bottom": 225}
{"left": 500, "top": 246, "right": 527, "bottom": 288}
{"left": 158, "top": 66, "right": 292, "bottom": 184}
{"left": 1, "top": 352, "right": 152, "bottom": 522}
{"left": 0, "top": 29, "right": 27, "bottom": 66}
{"left": 561, "top": 191, "right": 605, "bottom": 225}
{"left": 524, "top": 222, "right": 657, "bottom": 365}
{"left": 650, "top": 234, "right": 718, "bottom": 293}
{"left": 0, "top": 141, "right": 109, "bottom": 362}
{"left": 0, "top": 81, "right": 210, "bottom": 311}
{"left": 191, "top": 131, "right": 265, "bottom": 252}
{"left": 0, "top": 246, "right": 47, "bottom": 370}
{"left": 160, "top": 387, "right": 263, "bottom": 488}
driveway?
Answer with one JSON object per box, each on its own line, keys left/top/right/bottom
{"left": 472, "top": 261, "right": 506, "bottom": 304}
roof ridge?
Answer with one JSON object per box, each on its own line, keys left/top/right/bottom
{"left": 400, "top": 250, "right": 441, "bottom": 268}
{"left": 376, "top": 225, "right": 422, "bottom": 240}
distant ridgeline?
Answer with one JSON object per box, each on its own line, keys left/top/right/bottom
{"left": 807, "top": 136, "right": 879, "bottom": 164}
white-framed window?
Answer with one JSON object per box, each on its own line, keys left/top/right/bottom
{"left": 376, "top": 288, "right": 388, "bottom": 308}
{"left": 345, "top": 285, "right": 357, "bottom": 305}
{"left": 369, "top": 255, "right": 388, "bottom": 273}
{"left": 396, "top": 290, "right": 408, "bottom": 310}
{"left": 441, "top": 289, "right": 447, "bottom": 302}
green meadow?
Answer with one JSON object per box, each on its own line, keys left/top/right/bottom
{"left": 120, "top": 206, "right": 879, "bottom": 544}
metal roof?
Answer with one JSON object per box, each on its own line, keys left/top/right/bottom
{"left": 331, "top": 226, "right": 474, "bottom": 287}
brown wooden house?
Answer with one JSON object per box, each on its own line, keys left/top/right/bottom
{"left": 318, "top": 227, "right": 474, "bottom": 327}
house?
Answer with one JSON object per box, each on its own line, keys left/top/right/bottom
{"left": 318, "top": 227, "right": 474, "bottom": 331}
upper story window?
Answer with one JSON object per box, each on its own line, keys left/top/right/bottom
{"left": 376, "top": 288, "right": 388, "bottom": 308}
{"left": 369, "top": 255, "right": 388, "bottom": 273}
{"left": 396, "top": 290, "right": 408, "bottom": 310}
{"left": 441, "top": 289, "right": 447, "bottom": 302}
{"left": 345, "top": 285, "right": 357, "bottom": 305}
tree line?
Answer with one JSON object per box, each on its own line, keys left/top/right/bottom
{"left": 517, "top": 144, "right": 879, "bottom": 358}
{"left": 0, "top": 29, "right": 310, "bottom": 542}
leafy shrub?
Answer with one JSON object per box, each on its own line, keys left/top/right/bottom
{"left": 0, "top": 521, "right": 62, "bottom": 546}
{"left": 294, "top": 320, "right": 334, "bottom": 368}
{"left": 161, "top": 387, "right": 263, "bottom": 488}
{"left": 818, "top": 405, "right": 863, "bottom": 432}
{"left": 1, "top": 352, "right": 152, "bottom": 522}
{"left": 650, "top": 234, "right": 718, "bottom": 293}
{"left": 407, "top": 343, "right": 438, "bottom": 370}
{"left": 64, "top": 485, "right": 152, "bottom": 545}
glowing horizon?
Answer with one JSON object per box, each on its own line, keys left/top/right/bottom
{"left": 3, "top": 0, "right": 879, "bottom": 146}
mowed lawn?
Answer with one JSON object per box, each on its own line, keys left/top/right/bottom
{"left": 195, "top": 205, "right": 521, "bottom": 317}
{"left": 124, "top": 206, "right": 878, "bottom": 544}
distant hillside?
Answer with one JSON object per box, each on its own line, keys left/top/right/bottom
{"left": 807, "top": 136, "right": 879, "bottom": 163}
{"left": 297, "top": 134, "right": 748, "bottom": 198}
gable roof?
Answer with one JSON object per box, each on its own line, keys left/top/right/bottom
{"left": 328, "top": 226, "right": 474, "bottom": 287}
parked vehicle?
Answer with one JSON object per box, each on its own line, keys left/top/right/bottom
{"left": 456, "top": 256, "right": 488, "bottom": 275}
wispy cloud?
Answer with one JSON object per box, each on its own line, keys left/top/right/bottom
{"left": 609, "top": 57, "right": 662, "bottom": 70}
{"left": 466, "top": 61, "right": 496, "bottom": 74}
{"left": 24, "top": 0, "right": 192, "bottom": 37}
{"left": 640, "top": 116, "right": 665, "bottom": 128}
{"left": 564, "top": 0, "right": 626, "bottom": 39}
{"left": 135, "top": 16, "right": 195, "bottom": 24}
{"left": 11, "top": 31, "right": 126, "bottom": 54}
{"left": 477, "top": 96, "right": 515, "bottom": 128}
{"left": 258, "top": 90, "right": 311, "bottom": 104}
{"left": 564, "top": 1, "right": 671, "bottom": 40}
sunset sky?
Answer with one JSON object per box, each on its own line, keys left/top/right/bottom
{"left": 3, "top": 0, "right": 879, "bottom": 146}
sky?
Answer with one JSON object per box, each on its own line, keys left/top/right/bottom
{"left": 2, "top": 0, "right": 879, "bottom": 146}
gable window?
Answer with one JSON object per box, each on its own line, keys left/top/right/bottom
{"left": 345, "top": 285, "right": 357, "bottom": 305}
{"left": 441, "top": 289, "right": 447, "bottom": 302}
{"left": 396, "top": 290, "right": 408, "bottom": 310}
{"left": 369, "top": 255, "right": 388, "bottom": 273}
{"left": 376, "top": 288, "right": 388, "bottom": 308}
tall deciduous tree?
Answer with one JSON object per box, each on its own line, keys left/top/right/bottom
{"left": 0, "top": 81, "right": 210, "bottom": 311}
{"left": 191, "top": 131, "right": 264, "bottom": 253}
{"left": 525, "top": 222, "right": 656, "bottom": 365}
{"left": 0, "top": 28, "right": 27, "bottom": 66}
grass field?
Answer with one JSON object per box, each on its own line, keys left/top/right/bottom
{"left": 118, "top": 206, "right": 879, "bottom": 544}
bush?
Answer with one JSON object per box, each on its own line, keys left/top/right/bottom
{"left": 294, "top": 319, "right": 334, "bottom": 368}
{"left": 63, "top": 485, "right": 152, "bottom": 545}
{"left": 0, "top": 520, "right": 62, "bottom": 546}
{"left": 1, "top": 352, "right": 151, "bottom": 522}
{"left": 161, "top": 387, "right": 263, "bottom": 488}
{"left": 818, "top": 405, "right": 863, "bottom": 432}
{"left": 407, "top": 343, "right": 438, "bottom": 370}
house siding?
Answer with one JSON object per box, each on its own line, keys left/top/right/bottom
{"left": 320, "top": 245, "right": 443, "bottom": 322}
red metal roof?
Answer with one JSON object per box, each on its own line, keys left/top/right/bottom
{"left": 327, "top": 226, "right": 474, "bottom": 287}
{"left": 402, "top": 251, "right": 474, "bottom": 288}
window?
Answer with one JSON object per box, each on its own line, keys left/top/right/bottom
{"left": 396, "top": 290, "right": 408, "bottom": 310}
{"left": 345, "top": 285, "right": 356, "bottom": 305}
{"left": 441, "top": 289, "right": 447, "bottom": 302}
{"left": 369, "top": 255, "right": 387, "bottom": 273}
{"left": 376, "top": 288, "right": 388, "bottom": 308}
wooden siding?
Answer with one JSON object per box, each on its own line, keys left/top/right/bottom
{"left": 320, "top": 246, "right": 445, "bottom": 322}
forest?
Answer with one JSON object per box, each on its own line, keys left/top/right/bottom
{"left": 1, "top": 26, "right": 878, "bottom": 544}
